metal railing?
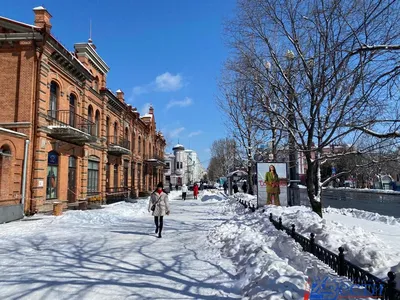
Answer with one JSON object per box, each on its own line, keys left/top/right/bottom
{"left": 235, "top": 197, "right": 400, "bottom": 300}
{"left": 106, "top": 136, "right": 131, "bottom": 150}
{"left": 47, "top": 110, "right": 94, "bottom": 134}
{"left": 144, "top": 154, "right": 165, "bottom": 161}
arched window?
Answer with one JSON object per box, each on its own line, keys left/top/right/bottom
{"left": 93, "top": 77, "right": 99, "bottom": 92}
{"left": 138, "top": 136, "right": 141, "bottom": 153}
{"left": 69, "top": 94, "right": 76, "bottom": 126}
{"left": 0, "top": 145, "right": 12, "bottom": 196}
{"left": 95, "top": 110, "right": 100, "bottom": 137}
{"left": 46, "top": 151, "right": 59, "bottom": 199}
{"left": 114, "top": 122, "right": 118, "bottom": 144}
{"left": 49, "top": 81, "right": 59, "bottom": 118}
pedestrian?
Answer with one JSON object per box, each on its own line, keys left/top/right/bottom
{"left": 169, "top": 182, "right": 173, "bottom": 192}
{"left": 148, "top": 182, "right": 170, "bottom": 238}
{"left": 264, "top": 165, "right": 281, "bottom": 205}
{"left": 175, "top": 183, "right": 179, "bottom": 191}
{"left": 223, "top": 181, "right": 228, "bottom": 194}
{"left": 181, "top": 183, "right": 188, "bottom": 200}
{"left": 233, "top": 181, "right": 239, "bottom": 193}
{"left": 193, "top": 183, "right": 199, "bottom": 199}
{"left": 242, "top": 181, "right": 248, "bottom": 194}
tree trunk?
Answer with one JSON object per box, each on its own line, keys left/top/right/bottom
{"left": 306, "top": 160, "right": 323, "bottom": 218}
{"left": 247, "top": 164, "right": 253, "bottom": 195}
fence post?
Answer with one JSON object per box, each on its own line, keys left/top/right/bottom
{"left": 338, "top": 247, "right": 345, "bottom": 276}
{"left": 387, "top": 271, "right": 396, "bottom": 300}
{"left": 310, "top": 233, "right": 315, "bottom": 254}
{"left": 251, "top": 204, "right": 256, "bottom": 212}
{"left": 269, "top": 213, "right": 273, "bottom": 222}
{"left": 244, "top": 201, "right": 248, "bottom": 208}
{"left": 278, "top": 217, "right": 282, "bottom": 230}
{"left": 291, "top": 224, "right": 296, "bottom": 238}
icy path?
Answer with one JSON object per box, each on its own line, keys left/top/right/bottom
{"left": 0, "top": 193, "right": 241, "bottom": 300}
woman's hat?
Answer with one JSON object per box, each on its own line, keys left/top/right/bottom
{"left": 157, "top": 182, "right": 163, "bottom": 188}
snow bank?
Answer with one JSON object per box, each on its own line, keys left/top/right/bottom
{"left": 324, "top": 207, "right": 400, "bottom": 226}
{"left": 199, "top": 190, "right": 228, "bottom": 202}
{"left": 55, "top": 200, "right": 149, "bottom": 225}
{"left": 209, "top": 204, "right": 373, "bottom": 299}
{"left": 265, "top": 205, "right": 400, "bottom": 278}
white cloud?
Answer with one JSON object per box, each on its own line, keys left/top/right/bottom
{"left": 166, "top": 97, "right": 193, "bottom": 110}
{"left": 188, "top": 130, "right": 202, "bottom": 138}
{"left": 169, "top": 127, "right": 185, "bottom": 138}
{"left": 140, "top": 103, "right": 151, "bottom": 115}
{"left": 132, "top": 72, "right": 183, "bottom": 96}
{"left": 155, "top": 72, "right": 183, "bottom": 92}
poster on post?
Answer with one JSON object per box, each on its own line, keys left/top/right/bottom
{"left": 256, "top": 162, "right": 288, "bottom": 208}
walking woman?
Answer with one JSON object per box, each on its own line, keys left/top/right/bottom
{"left": 148, "top": 182, "right": 170, "bottom": 238}
{"left": 265, "top": 165, "right": 281, "bottom": 205}
{"left": 193, "top": 183, "right": 199, "bottom": 200}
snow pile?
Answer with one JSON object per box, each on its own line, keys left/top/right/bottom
{"left": 56, "top": 200, "right": 149, "bottom": 225}
{"left": 265, "top": 205, "right": 400, "bottom": 278}
{"left": 199, "top": 190, "right": 228, "bottom": 202}
{"left": 209, "top": 204, "right": 373, "bottom": 300}
{"left": 325, "top": 207, "right": 400, "bottom": 225}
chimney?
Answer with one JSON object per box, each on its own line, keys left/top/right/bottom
{"left": 116, "top": 89, "right": 124, "bottom": 102}
{"left": 149, "top": 105, "right": 154, "bottom": 114}
{"left": 33, "top": 6, "right": 52, "bottom": 32}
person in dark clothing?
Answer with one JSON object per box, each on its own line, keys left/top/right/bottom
{"left": 169, "top": 182, "right": 173, "bottom": 192}
{"left": 233, "top": 182, "right": 239, "bottom": 193}
{"left": 175, "top": 184, "right": 179, "bottom": 191}
{"left": 242, "top": 181, "right": 248, "bottom": 193}
{"left": 223, "top": 181, "right": 228, "bottom": 194}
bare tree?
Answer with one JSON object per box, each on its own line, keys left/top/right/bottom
{"left": 207, "top": 138, "right": 238, "bottom": 180}
{"left": 217, "top": 62, "right": 270, "bottom": 194}
{"left": 225, "top": 0, "right": 400, "bottom": 216}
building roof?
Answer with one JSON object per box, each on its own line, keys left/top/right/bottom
{"left": 173, "top": 144, "right": 185, "bottom": 150}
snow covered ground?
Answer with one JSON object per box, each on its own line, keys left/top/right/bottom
{"left": 0, "top": 190, "right": 398, "bottom": 299}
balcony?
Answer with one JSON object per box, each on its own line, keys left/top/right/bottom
{"left": 107, "top": 136, "right": 131, "bottom": 156}
{"left": 144, "top": 154, "right": 166, "bottom": 167}
{"left": 47, "top": 110, "right": 97, "bottom": 145}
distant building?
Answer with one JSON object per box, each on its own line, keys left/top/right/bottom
{"left": 164, "top": 144, "right": 204, "bottom": 185}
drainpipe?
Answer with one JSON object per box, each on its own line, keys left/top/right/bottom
{"left": 21, "top": 139, "right": 30, "bottom": 215}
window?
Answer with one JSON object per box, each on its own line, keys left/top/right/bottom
{"left": 114, "top": 164, "right": 118, "bottom": 191}
{"left": 123, "top": 160, "right": 129, "bottom": 188}
{"left": 180, "top": 162, "right": 183, "bottom": 169}
{"left": 69, "top": 94, "right": 76, "bottom": 126}
{"left": 49, "top": 81, "right": 58, "bottom": 118}
{"left": 88, "top": 105, "right": 93, "bottom": 135}
{"left": 166, "top": 162, "right": 170, "bottom": 168}
{"left": 88, "top": 159, "right": 99, "bottom": 195}
{"left": 138, "top": 137, "right": 141, "bottom": 153}
{"left": 46, "top": 151, "right": 59, "bottom": 199}
{"left": 106, "top": 117, "right": 110, "bottom": 142}
{"left": 106, "top": 163, "right": 110, "bottom": 190}
{"left": 132, "top": 132, "right": 135, "bottom": 152}
{"left": 114, "top": 122, "right": 118, "bottom": 144}
{"left": 177, "top": 162, "right": 179, "bottom": 169}
{"left": 95, "top": 110, "right": 100, "bottom": 137}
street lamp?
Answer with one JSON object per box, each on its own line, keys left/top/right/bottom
{"left": 285, "top": 50, "right": 300, "bottom": 206}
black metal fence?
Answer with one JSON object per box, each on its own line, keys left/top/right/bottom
{"left": 106, "top": 136, "right": 131, "bottom": 150}
{"left": 47, "top": 110, "right": 94, "bottom": 134}
{"left": 235, "top": 197, "right": 400, "bottom": 300}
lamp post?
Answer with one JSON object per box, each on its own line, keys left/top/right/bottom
{"left": 286, "top": 50, "right": 300, "bottom": 206}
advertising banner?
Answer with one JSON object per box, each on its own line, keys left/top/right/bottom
{"left": 256, "top": 162, "right": 288, "bottom": 208}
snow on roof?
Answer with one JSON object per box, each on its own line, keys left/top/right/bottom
{"left": 116, "top": 89, "right": 122, "bottom": 93}
{"left": 142, "top": 114, "right": 152, "bottom": 118}
{"left": 33, "top": 6, "right": 46, "bottom": 10}
{"left": 0, "top": 16, "right": 40, "bottom": 29}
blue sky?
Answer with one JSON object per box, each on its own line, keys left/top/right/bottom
{"left": 1, "top": 0, "right": 236, "bottom": 167}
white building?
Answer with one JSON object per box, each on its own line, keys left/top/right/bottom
{"left": 164, "top": 144, "right": 205, "bottom": 186}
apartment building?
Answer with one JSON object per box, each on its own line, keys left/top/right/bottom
{"left": 0, "top": 6, "right": 166, "bottom": 222}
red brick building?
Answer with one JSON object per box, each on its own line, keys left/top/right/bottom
{"left": 0, "top": 6, "right": 166, "bottom": 221}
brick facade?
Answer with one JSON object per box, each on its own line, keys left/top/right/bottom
{"left": 0, "top": 7, "right": 166, "bottom": 215}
